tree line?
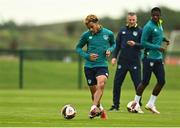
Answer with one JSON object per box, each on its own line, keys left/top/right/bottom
{"left": 0, "top": 6, "right": 179, "bottom": 50}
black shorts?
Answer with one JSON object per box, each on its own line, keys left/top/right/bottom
{"left": 142, "top": 58, "right": 165, "bottom": 86}
{"left": 84, "top": 67, "right": 109, "bottom": 86}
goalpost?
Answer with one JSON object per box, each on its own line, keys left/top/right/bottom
{"left": 165, "top": 30, "right": 180, "bottom": 65}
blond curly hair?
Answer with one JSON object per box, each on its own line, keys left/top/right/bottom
{"left": 84, "top": 14, "right": 99, "bottom": 26}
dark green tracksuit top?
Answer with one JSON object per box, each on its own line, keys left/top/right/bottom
{"left": 76, "top": 27, "right": 116, "bottom": 68}
{"left": 141, "top": 19, "right": 167, "bottom": 60}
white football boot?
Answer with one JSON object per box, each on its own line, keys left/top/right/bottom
{"left": 89, "top": 105, "right": 100, "bottom": 119}
{"left": 145, "top": 104, "right": 160, "bottom": 114}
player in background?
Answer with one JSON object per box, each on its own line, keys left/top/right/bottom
{"left": 109, "top": 12, "right": 143, "bottom": 111}
{"left": 133, "top": 7, "right": 170, "bottom": 114}
{"left": 76, "top": 14, "right": 116, "bottom": 119}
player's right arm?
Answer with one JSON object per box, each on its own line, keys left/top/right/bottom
{"left": 76, "top": 32, "right": 98, "bottom": 61}
{"left": 76, "top": 32, "right": 90, "bottom": 60}
{"left": 130, "top": 28, "right": 144, "bottom": 49}
{"left": 141, "top": 26, "right": 161, "bottom": 50}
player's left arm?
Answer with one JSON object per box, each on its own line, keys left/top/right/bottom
{"left": 107, "top": 33, "right": 116, "bottom": 52}
{"left": 141, "top": 25, "right": 161, "bottom": 50}
{"left": 162, "top": 25, "right": 170, "bottom": 45}
{"left": 163, "top": 37, "right": 170, "bottom": 45}
{"left": 134, "top": 29, "right": 144, "bottom": 49}
{"left": 127, "top": 29, "right": 144, "bottom": 49}
{"left": 75, "top": 33, "right": 90, "bottom": 60}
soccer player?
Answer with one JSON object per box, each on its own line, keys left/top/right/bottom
{"left": 109, "top": 12, "right": 143, "bottom": 111}
{"left": 76, "top": 14, "right": 116, "bottom": 119}
{"left": 133, "top": 7, "right": 169, "bottom": 114}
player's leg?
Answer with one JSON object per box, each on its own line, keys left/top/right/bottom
{"left": 145, "top": 60, "right": 165, "bottom": 114}
{"left": 84, "top": 67, "right": 97, "bottom": 101}
{"left": 93, "top": 67, "right": 109, "bottom": 106}
{"left": 94, "top": 75, "right": 108, "bottom": 119}
{"left": 93, "top": 67, "right": 109, "bottom": 119}
{"left": 88, "top": 74, "right": 108, "bottom": 119}
{"left": 89, "top": 84, "right": 102, "bottom": 111}
{"left": 129, "top": 63, "right": 142, "bottom": 106}
{"left": 93, "top": 75, "right": 107, "bottom": 106}
{"left": 87, "top": 67, "right": 108, "bottom": 119}
{"left": 89, "top": 85, "right": 96, "bottom": 102}
{"left": 152, "top": 60, "right": 165, "bottom": 96}
{"left": 84, "top": 67, "right": 100, "bottom": 118}
{"left": 135, "top": 59, "right": 153, "bottom": 103}
{"left": 109, "top": 64, "right": 127, "bottom": 111}
{"left": 89, "top": 85, "right": 106, "bottom": 118}
{"left": 89, "top": 85, "right": 102, "bottom": 118}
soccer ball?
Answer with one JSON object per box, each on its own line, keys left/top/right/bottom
{"left": 61, "top": 104, "right": 76, "bottom": 119}
{"left": 127, "top": 101, "right": 140, "bottom": 113}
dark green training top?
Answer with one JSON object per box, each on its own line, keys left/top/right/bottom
{"left": 76, "top": 27, "right": 116, "bottom": 68}
{"left": 141, "top": 19, "right": 167, "bottom": 59}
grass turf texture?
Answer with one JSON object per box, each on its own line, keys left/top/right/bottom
{"left": 0, "top": 89, "right": 180, "bottom": 127}
{"left": 0, "top": 60, "right": 180, "bottom": 126}
{"left": 0, "top": 60, "right": 179, "bottom": 90}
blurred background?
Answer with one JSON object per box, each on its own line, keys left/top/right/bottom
{"left": 0, "top": 0, "right": 179, "bottom": 89}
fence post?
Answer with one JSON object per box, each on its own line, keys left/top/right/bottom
{"left": 78, "top": 55, "right": 82, "bottom": 89}
{"left": 19, "top": 50, "right": 24, "bottom": 89}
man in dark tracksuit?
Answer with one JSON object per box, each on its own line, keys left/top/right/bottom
{"left": 109, "top": 12, "right": 143, "bottom": 111}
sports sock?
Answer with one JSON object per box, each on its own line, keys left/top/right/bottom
{"left": 99, "top": 104, "right": 104, "bottom": 111}
{"left": 134, "top": 94, "right": 141, "bottom": 103}
{"left": 90, "top": 105, "right": 97, "bottom": 111}
{"left": 147, "top": 94, "right": 157, "bottom": 107}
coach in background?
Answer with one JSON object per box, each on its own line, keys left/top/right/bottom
{"left": 133, "top": 7, "right": 169, "bottom": 114}
{"left": 109, "top": 12, "right": 143, "bottom": 111}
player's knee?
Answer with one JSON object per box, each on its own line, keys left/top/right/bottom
{"left": 158, "top": 80, "right": 165, "bottom": 87}
{"left": 97, "top": 81, "right": 105, "bottom": 90}
{"left": 142, "top": 81, "right": 149, "bottom": 87}
{"left": 113, "top": 80, "right": 119, "bottom": 87}
{"left": 99, "top": 81, "right": 105, "bottom": 87}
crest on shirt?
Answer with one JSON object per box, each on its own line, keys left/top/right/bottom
{"left": 150, "top": 62, "right": 154, "bottom": 67}
{"left": 133, "top": 66, "right": 137, "bottom": 69}
{"left": 118, "top": 65, "right": 122, "bottom": 69}
{"left": 122, "top": 31, "right": 126, "bottom": 34}
{"left": 88, "top": 79, "right": 92, "bottom": 84}
{"left": 89, "top": 36, "right": 93, "bottom": 39}
{"left": 103, "top": 35, "right": 109, "bottom": 40}
{"left": 154, "top": 29, "right": 157, "bottom": 32}
{"left": 133, "top": 31, "right": 138, "bottom": 36}
{"left": 105, "top": 73, "right": 109, "bottom": 77}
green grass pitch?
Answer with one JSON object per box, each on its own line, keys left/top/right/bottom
{"left": 0, "top": 60, "right": 179, "bottom": 127}
{"left": 0, "top": 89, "right": 180, "bottom": 127}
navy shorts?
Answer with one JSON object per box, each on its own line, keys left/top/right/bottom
{"left": 142, "top": 58, "right": 165, "bottom": 86}
{"left": 84, "top": 67, "right": 109, "bottom": 86}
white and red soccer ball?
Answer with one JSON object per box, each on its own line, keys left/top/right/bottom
{"left": 127, "top": 101, "right": 140, "bottom": 113}
{"left": 61, "top": 104, "right": 76, "bottom": 119}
